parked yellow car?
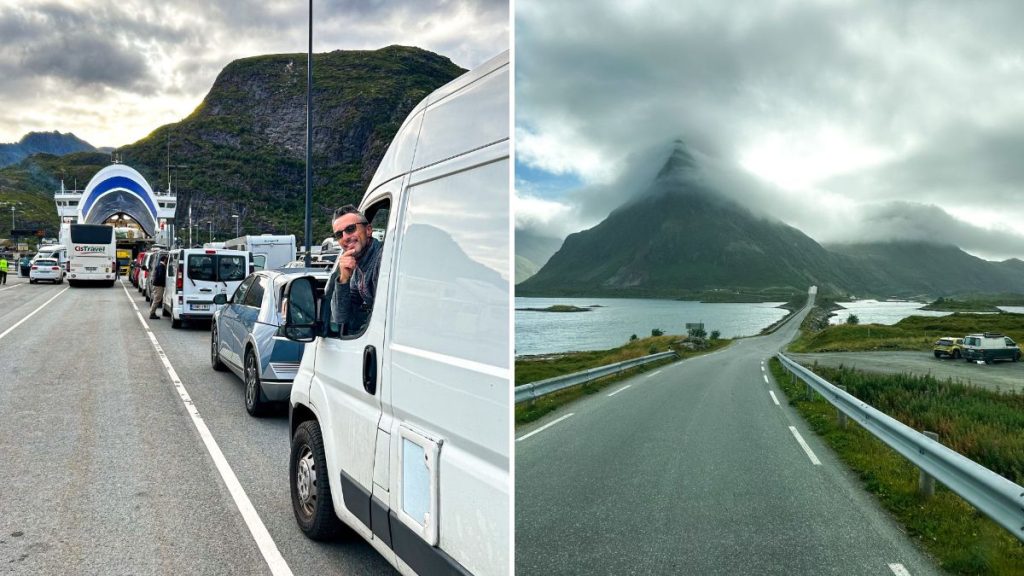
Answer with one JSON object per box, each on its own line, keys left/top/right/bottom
{"left": 933, "top": 337, "right": 964, "bottom": 359}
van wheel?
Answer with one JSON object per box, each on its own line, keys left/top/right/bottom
{"left": 211, "top": 326, "right": 227, "bottom": 372}
{"left": 244, "top": 350, "right": 269, "bottom": 416}
{"left": 1014, "top": 352, "right": 1020, "bottom": 362}
{"left": 953, "top": 350, "right": 960, "bottom": 359}
{"left": 171, "top": 315, "right": 181, "bottom": 329}
{"left": 290, "top": 420, "right": 343, "bottom": 540}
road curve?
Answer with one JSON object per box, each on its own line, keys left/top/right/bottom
{"left": 516, "top": 288, "right": 940, "bottom": 575}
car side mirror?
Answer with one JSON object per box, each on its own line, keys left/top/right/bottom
{"left": 281, "top": 276, "right": 320, "bottom": 342}
{"left": 213, "top": 294, "right": 227, "bottom": 305}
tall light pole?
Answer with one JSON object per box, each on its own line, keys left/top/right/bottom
{"left": 10, "top": 206, "right": 13, "bottom": 231}
{"left": 232, "top": 214, "right": 239, "bottom": 237}
{"left": 209, "top": 221, "right": 213, "bottom": 244}
{"left": 304, "top": 0, "right": 313, "bottom": 267}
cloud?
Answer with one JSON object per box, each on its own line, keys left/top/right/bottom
{"left": 0, "top": 0, "right": 507, "bottom": 146}
{"left": 515, "top": 0, "right": 1024, "bottom": 258}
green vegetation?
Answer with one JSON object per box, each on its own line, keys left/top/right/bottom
{"left": 789, "top": 312, "right": 1024, "bottom": 353}
{"left": 515, "top": 335, "right": 731, "bottom": 424}
{"left": 770, "top": 359, "right": 1024, "bottom": 574}
{"left": 922, "top": 297, "right": 1006, "bottom": 313}
{"left": 845, "top": 313, "right": 860, "bottom": 325}
{"left": 516, "top": 305, "right": 591, "bottom": 312}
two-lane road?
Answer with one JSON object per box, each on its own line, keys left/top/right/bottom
{"left": 516, "top": 289, "right": 940, "bottom": 575}
{"left": 0, "top": 275, "right": 396, "bottom": 575}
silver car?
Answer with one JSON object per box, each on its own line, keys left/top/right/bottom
{"left": 210, "top": 268, "right": 330, "bottom": 416}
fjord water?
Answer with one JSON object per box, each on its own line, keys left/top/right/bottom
{"left": 515, "top": 297, "right": 788, "bottom": 356}
{"left": 828, "top": 300, "right": 951, "bottom": 325}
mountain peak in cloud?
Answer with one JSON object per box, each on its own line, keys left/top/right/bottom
{"left": 655, "top": 138, "right": 699, "bottom": 181}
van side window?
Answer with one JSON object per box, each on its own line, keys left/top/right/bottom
{"left": 326, "top": 198, "right": 391, "bottom": 338}
{"left": 391, "top": 158, "right": 509, "bottom": 368}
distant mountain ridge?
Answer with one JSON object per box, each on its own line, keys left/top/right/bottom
{"left": 0, "top": 131, "right": 96, "bottom": 168}
{"left": 518, "top": 142, "right": 1024, "bottom": 299}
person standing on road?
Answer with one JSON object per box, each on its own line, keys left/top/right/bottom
{"left": 0, "top": 255, "right": 8, "bottom": 285}
{"left": 148, "top": 255, "right": 167, "bottom": 320}
{"left": 325, "top": 205, "right": 382, "bottom": 335}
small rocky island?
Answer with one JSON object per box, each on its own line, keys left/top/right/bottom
{"left": 516, "top": 304, "right": 593, "bottom": 313}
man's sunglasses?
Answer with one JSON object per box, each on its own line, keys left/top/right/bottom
{"left": 333, "top": 221, "right": 368, "bottom": 240}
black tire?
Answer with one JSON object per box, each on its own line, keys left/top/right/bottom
{"left": 29, "top": 279, "right": 35, "bottom": 284}
{"left": 145, "top": 292, "right": 151, "bottom": 302}
{"left": 290, "top": 420, "right": 343, "bottom": 540}
{"left": 1014, "top": 352, "right": 1021, "bottom": 363}
{"left": 244, "top": 350, "right": 269, "bottom": 416}
{"left": 933, "top": 351, "right": 941, "bottom": 358}
{"left": 211, "top": 325, "right": 228, "bottom": 372}
{"left": 171, "top": 315, "right": 181, "bottom": 329}
{"left": 953, "top": 349, "right": 960, "bottom": 359}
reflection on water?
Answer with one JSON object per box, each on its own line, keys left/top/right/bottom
{"left": 515, "top": 297, "right": 788, "bottom": 356}
{"left": 829, "top": 300, "right": 950, "bottom": 325}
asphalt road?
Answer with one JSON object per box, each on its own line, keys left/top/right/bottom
{"left": 0, "top": 275, "right": 396, "bottom": 575}
{"left": 516, "top": 289, "right": 941, "bottom": 575}
{"left": 789, "top": 351, "right": 1024, "bottom": 393}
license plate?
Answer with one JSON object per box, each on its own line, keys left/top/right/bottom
{"left": 86, "top": 267, "right": 96, "bottom": 271}
{"left": 191, "top": 304, "right": 210, "bottom": 311}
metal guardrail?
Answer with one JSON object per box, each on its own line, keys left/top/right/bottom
{"left": 777, "top": 353, "right": 1024, "bottom": 541}
{"left": 515, "top": 351, "right": 677, "bottom": 404}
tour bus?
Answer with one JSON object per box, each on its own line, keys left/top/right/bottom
{"left": 65, "top": 224, "right": 117, "bottom": 287}
{"left": 224, "top": 234, "right": 296, "bottom": 271}
{"left": 279, "top": 51, "right": 509, "bottom": 576}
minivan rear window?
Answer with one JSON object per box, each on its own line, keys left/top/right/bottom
{"left": 187, "top": 254, "right": 247, "bottom": 282}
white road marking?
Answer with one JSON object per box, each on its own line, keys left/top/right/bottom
{"left": 645, "top": 370, "right": 662, "bottom": 379}
{"left": 119, "top": 281, "right": 294, "bottom": 576}
{"left": 888, "top": 563, "right": 911, "bottom": 576}
{"left": 608, "top": 384, "right": 632, "bottom": 397}
{"left": 516, "top": 413, "right": 575, "bottom": 442}
{"left": 769, "top": 391, "right": 780, "bottom": 406}
{"left": 761, "top": 365, "right": 765, "bottom": 372}
{"left": 0, "top": 283, "right": 23, "bottom": 292}
{"left": 789, "top": 426, "right": 822, "bottom": 465}
{"left": 0, "top": 287, "right": 68, "bottom": 341}
{"left": 763, "top": 374, "right": 769, "bottom": 384}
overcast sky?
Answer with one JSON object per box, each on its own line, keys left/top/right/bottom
{"left": 0, "top": 0, "right": 507, "bottom": 148}
{"left": 515, "top": 0, "right": 1024, "bottom": 261}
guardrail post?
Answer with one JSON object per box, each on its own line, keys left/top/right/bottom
{"left": 837, "top": 386, "right": 848, "bottom": 429}
{"left": 918, "top": 431, "right": 938, "bottom": 497}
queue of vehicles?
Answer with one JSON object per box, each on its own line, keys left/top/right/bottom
{"left": 933, "top": 333, "right": 1021, "bottom": 363}
{"left": 9, "top": 52, "right": 510, "bottom": 576}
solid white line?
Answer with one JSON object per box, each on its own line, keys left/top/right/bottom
{"left": 516, "top": 413, "right": 575, "bottom": 442}
{"left": 888, "top": 563, "right": 911, "bottom": 576}
{"left": 119, "top": 282, "right": 293, "bottom": 576}
{"left": 0, "top": 287, "right": 68, "bottom": 341}
{"left": 769, "top": 391, "right": 780, "bottom": 406}
{"left": 789, "top": 426, "right": 822, "bottom": 465}
{"left": 0, "top": 283, "right": 22, "bottom": 292}
{"left": 608, "top": 384, "right": 632, "bottom": 397}
{"left": 645, "top": 370, "right": 662, "bottom": 379}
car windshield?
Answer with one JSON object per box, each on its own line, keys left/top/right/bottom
{"left": 936, "top": 339, "right": 952, "bottom": 345}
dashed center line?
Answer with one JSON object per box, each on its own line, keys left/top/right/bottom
{"left": 769, "top": 391, "right": 780, "bottom": 406}
{"left": 645, "top": 370, "right": 662, "bottom": 379}
{"left": 608, "top": 384, "right": 632, "bottom": 397}
{"left": 888, "top": 563, "right": 911, "bottom": 576}
{"left": 789, "top": 426, "right": 822, "bottom": 465}
{"left": 516, "top": 413, "right": 575, "bottom": 442}
{"left": 763, "top": 374, "right": 769, "bottom": 384}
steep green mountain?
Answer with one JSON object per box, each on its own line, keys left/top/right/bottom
{"left": 0, "top": 151, "right": 109, "bottom": 238}
{"left": 517, "top": 144, "right": 853, "bottom": 298}
{"left": 0, "top": 131, "right": 97, "bottom": 168}
{"left": 0, "top": 46, "right": 464, "bottom": 243}
{"left": 518, "top": 142, "right": 1024, "bottom": 300}
{"left": 515, "top": 229, "right": 562, "bottom": 283}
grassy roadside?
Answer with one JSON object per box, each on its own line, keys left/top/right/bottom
{"left": 770, "top": 359, "right": 1024, "bottom": 574}
{"left": 515, "top": 336, "right": 730, "bottom": 425}
{"left": 789, "top": 313, "right": 1024, "bottom": 353}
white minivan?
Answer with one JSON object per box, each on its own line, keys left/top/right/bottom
{"left": 161, "top": 248, "right": 251, "bottom": 328}
{"left": 280, "top": 51, "right": 509, "bottom": 575}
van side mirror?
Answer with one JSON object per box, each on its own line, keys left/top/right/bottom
{"left": 213, "top": 294, "right": 227, "bottom": 305}
{"left": 281, "top": 276, "right": 319, "bottom": 342}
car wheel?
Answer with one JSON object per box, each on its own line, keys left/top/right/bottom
{"left": 953, "top": 349, "right": 960, "bottom": 359}
{"left": 290, "top": 420, "right": 343, "bottom": 540}
{"left": 171, "top": 314, "right": 181, "bottom": 329}
{"left": 29, "top": 279, "right": 35, "bottom": 284}
{"left": 1015, "top": 352, "right": 1020, "bottom": 363}
{"left": 211, "top": 325, "right": 228, "bottom": 372}
{"left": 933, "top": 351, "right": 940, "bottom": 358}
{"left": 244, "top": 350, "right": 269, "bottom": 416}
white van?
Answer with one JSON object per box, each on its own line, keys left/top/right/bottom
{"left": 33, "top": 245, "right": 67, "bottom": 270}
{"left": 224, "top": 234, "right": 296, "bottom": 271}
{"left": 280, "top": 51, "right": 509, "bottom": 575}
{"left": 161, "top": 248, "right": 251, "bottom": 328}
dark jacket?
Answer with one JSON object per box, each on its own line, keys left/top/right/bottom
{"left": 152, "top": 261, "right": 167, "bottom": 287}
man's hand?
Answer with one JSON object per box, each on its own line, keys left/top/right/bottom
{"left": 337, "top": 248, "right": 356, "bottom": 284}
